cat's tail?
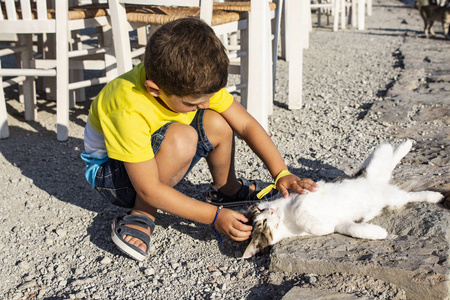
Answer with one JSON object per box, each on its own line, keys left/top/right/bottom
{"left": 361, "top": 140, "right": 412, "bottom": 183}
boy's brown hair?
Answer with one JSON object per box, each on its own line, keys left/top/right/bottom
{"left": 144, "top": 18, "right": 229, "bottom": 97}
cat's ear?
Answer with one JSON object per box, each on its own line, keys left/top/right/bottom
{"left": 245, "top": 205, "right": 260, "bottom": 223}
{"left": 242, "top": 241, "right": 260, "bottom": 259}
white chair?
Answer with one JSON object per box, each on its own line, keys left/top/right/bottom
{"left": 276, "top": 0, "right": 310, "bottom": 109}
{"left": 214, "top": 0, "right": 307, "bottom": 111}
{"left": 210, "top": 0, "right": 282, "bottom": 113}
{"left": 310, "top": 0, "right": 368, "bottom": 31}
{"left": 0, "top": 0, "right": 115, "bottom": 141}
{"left": 108, "top": 0, "right": 274, "bottom": 130}
{"left": 310, "top": 0, "right": 341, "bottom": 31}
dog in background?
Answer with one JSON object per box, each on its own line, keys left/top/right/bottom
{"left": 416, "top": 0, "right": 450, "bottom": 39}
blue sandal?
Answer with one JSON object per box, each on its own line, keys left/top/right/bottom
{"left": 206, "top": 178, "right": 280, "bottom": 207}
{"left": 111, "top": 212, "right": 155, "bottom": 261}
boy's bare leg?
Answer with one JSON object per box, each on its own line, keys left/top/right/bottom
{"left": 203, "top": 110, "right": 255, "bottom": 196}
{"left": 124, "top": 123, "right": 199, "bottom": 252}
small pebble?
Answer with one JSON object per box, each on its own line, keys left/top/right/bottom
{"left": 100, "top": 256, "right": 112, "bottom": 265}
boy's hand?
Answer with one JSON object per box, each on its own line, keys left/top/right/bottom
{"left": 214, "top": 208, "right": 252, "bottom": 241}
{"left": 276, "top": 174, "right": 318, "bottom": 198}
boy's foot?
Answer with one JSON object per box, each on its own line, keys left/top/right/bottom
{"left": 206, "top": 178, "right": 281, "bottom": 207}
{"left": 111, "top": 212, "right": 155, "bottom": 261}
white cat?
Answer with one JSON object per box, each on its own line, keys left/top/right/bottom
{"left": 243, "top": 140, "right": 444, "bottom": 259}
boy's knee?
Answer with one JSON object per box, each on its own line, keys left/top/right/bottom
{"left": 204, "top": 110, "right": 232, "bottom": 139}
{"left": 166, "top": 123, "right": 198, "bottom": 158}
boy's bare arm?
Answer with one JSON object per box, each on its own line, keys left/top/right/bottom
{"left": 124, "top": 159, "right": 252, "bottom": 240}
{"left": 221, "top": 100, "right": 318, "bottom": 196}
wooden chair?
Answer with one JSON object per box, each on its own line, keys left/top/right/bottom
{"left": 215, "top": 1, "right": 312, "bottom": 111}
{"left": 0, "top": 0, "right": 115, "bottom": 141}
{"left": 108, "top": 0, "right": 274, "bottom": 130}
{"left": 211, "top": 0, "right": 281, "bottom": 112}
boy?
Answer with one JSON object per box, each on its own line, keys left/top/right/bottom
{"left": 82, "top": 18, "right": 317, "bottom": 261}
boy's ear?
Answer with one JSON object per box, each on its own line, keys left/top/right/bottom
{"left": 145, "top": 80, "right": 161, "bottom": 97}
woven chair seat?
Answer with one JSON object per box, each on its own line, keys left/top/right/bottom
{"left": 58, "top": 4, "right": 109, "bottom": 20}
{"left": 1, "top": 4, "right": 109, "bottom": 21}
{"left": 213, "top": 1, "right": 277, "bottom": 12}
{"left": 126, "top": 6, "right": 246, "bottom": 26}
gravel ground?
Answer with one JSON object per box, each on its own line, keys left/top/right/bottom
{"left": 0, "top": 0, "right": 447, "bottom": 299}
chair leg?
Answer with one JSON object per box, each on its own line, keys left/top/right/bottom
{"left": 137, "top": 26, "right": 148, "bottom": 46}
{"left": 56, "top": 0, "right": 69, "bottom": 141}
{"left": 13, "top": 51, "right": 25, "bottom": 104}
{"left": 44, "top": 34, "right": 57, "bottom": 101}
{"left": 0, "top": 74, "right": 10, "bottom": 139}
{"left": 109, "top": 0, "right": 134, "bottom": 74}
{"left": 302, "top": 0, "right": 310, "bottom": 49}
{"left": 247, "top": 3, "right": 270, "bottom": 131}
{"left": 366, "top": 0, "right": 372, "bottom": 16}
{"left": 280, "top": 2, "right": 288, "bottom": 61}
{"left": 333, "top": 0, "right": 340, "bottom": 31}
{"left": 239, "top": 25, "right": 249, "bottom": 109}
{"left": 20, "top": 34, "right": 37, "bottom": 121}
{"left": 286, "top": 0, "right": 303, "bottom": 110}
{"left": 70, "top": 30, "right": 85, "bottom": 105}
{"left": 351, "top": 0, "right": 357, "bottom": 27}
{"left": 103, "top": 23, "right": 119, "bottom": 81}
{"left": 272, "top": 0, "right": 283, "bottom": 100}
{"left": 340, "top": 0, "right": 346, "bottom": 30}
{"left": 358, "top": 0, "right": 365, "bottom": 30}
{"left": 267, "top": 7, "right": 274, "bottom": 115}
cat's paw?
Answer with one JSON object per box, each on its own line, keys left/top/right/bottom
{"left": 357, "top": 224, "right": 388, "bottom": 240}
{"left": 366, "top": 226, "right": 388, "bottom": 240}
{"left": 425, "top": 191, "right": 444, "bottom": 204}
{"left": 395, "top": 140, "right": 413, "bottom": 158}
{"left": 343, "top": 223, "right": 388, "bottom": 240}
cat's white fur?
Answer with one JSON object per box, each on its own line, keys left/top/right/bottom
{"left": 243, "top": 141, "right": 443, "bottom": 258}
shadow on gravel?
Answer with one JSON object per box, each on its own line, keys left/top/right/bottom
{"left": 273, "top": 100, "right": 289, "bottom": 110}
{"left": 0, "top": 95, "right": 122, "bottom": 255}
{"left": 292, "top": 158, "right": 347, "bottom": 182}
{"left": 362, "top": 28, "right": 417, "bottom": 37}
{"left": 246, "top": 277, "right": 306, "bottom": 300}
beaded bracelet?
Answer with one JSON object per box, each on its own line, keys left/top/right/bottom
{"left": 211, "top": 205, "right": 224, "bottom": 243}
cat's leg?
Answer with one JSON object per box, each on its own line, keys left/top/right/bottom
{"left": 407, "top": 191, "right": 443, "bottom": 204}
{"left": 391, "top": 140, "right": 412, "bottom": 169}
{"left": 335, "top": 222, "right": 388, "bottom": 240}
{"left": 364, "top": 143, "right": 394, "bottom": 183}
{"left": 386, "top": 186, "right": 443, "bottom": 209}
{"left": 365, "top": 140, "right": 412, "bottom": 184}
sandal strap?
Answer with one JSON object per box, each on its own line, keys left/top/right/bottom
{"left": 247, "top": 180, "right": 267, "bottom": 198}
{"left": 235, "top": 178, "right": 251, "bottom": 199}
{"left": 115, "top": 213, "right": 155, "bottom": 249}
{"left": 121, "top": 213, "right": 156, "bottom": 233}
{"left": 209, "top": 178, "right": 268, "bottom": 201}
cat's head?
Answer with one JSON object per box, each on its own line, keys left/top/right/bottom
{"left": 242, "top": 203, "right": 282, "bottom": 259}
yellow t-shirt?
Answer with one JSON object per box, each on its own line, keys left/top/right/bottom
{"left": 82, "top": 62, "right": 233, "bottom": 187}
